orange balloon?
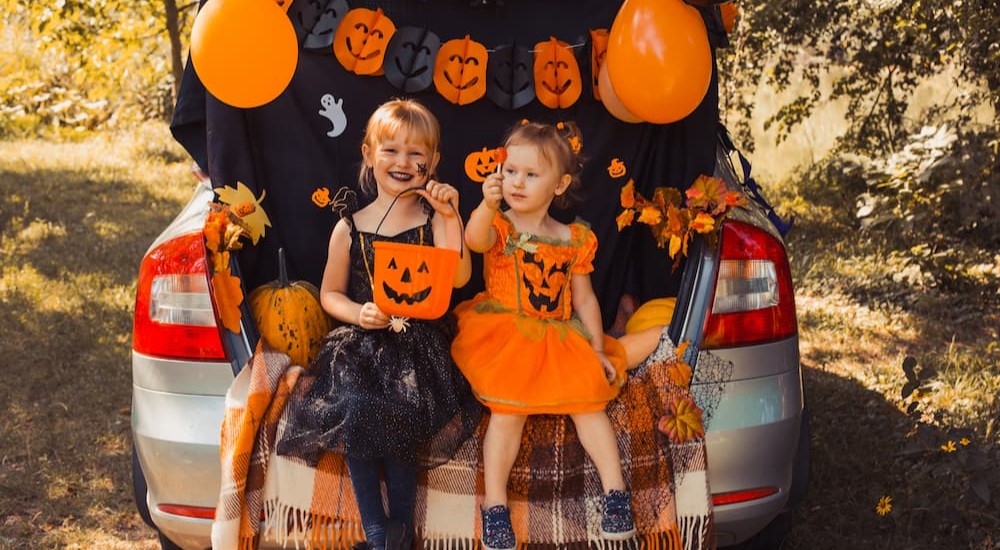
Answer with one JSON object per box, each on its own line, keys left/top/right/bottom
{"left": 598, "top": 63, "right": 642, "bottom": 123}
{"left": 606, "top": 0, "right": 712, "bottom": 124}
{"left": 191, "top": 0, "right": 298, "bottom": 108}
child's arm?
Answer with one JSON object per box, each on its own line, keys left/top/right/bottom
{"left": 571, "top": 273, "right": 616, "bottom": 382}
{"left": 422, "top": 180, "right": 471, "bottom": 287}
{"left": 465, "top": 172, "right": 502, "bottom": 253}
{"left": 320, "top": 219, "right": 389, "bottom": 329}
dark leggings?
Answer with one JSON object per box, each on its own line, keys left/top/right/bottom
{"left": 346, "top": 456, "right": 417, "bottom": 549}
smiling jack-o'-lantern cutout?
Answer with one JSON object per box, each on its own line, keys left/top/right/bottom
{"left": 464, "top": 147, "right": 501, "bottom": 183}
{"left": 372, "top": 241, "right": 459, "bottom": 319}
{"left": 383, "top": 26, "right": 440, "bottom": 93}
{"left": 288, "top": 0, "right": 348, "bottom": 50}
{"left": 519, "top": 251, "right": 571, "bottom": 313}
{"left": 434, "top": 35, "right": 488, "bottom": 105}
{"left": 333, "top": 7, "right": 396, "bottom": 75}
{"left": 190, "top": 0, "right": 297, "bottom": 108}
{"left": 607, "top": 158, "right": 627, "bottom": 178}
{"left": 486, "top": 42, "right": 535, "bottom": 110}
{"left": 590, "top": 29, "right": 609, "bottom": 101}
{"left": 533, "top": 37, "right": 582, "bottom": 110}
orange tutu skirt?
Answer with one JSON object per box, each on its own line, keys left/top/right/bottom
{"left": 451, "top": 297, "right": 628, "bottom": 415}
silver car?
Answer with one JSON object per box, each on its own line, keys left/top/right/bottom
{"left": 130, "top": 130, "right": 809, "bottom": 550}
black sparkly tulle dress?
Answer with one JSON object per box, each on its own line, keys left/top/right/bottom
{"left": 276, "top": 214, "right": 482, "bottom": 468}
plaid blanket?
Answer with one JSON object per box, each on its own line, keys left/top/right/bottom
{"left": 214, "top": 336, "right": 717, "bottom": 550}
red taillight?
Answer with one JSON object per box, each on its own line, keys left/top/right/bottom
{"left": 702, "top": 221, "right": 797, "bottom": 349}
{"left": 157, "top": 504, "right": 217, "bottom": 519}
{"left": 712, "top": 486, "right": 780, "bottom": 506}
{"left": 132, "top": 231, "right": 226, "bottom": 360}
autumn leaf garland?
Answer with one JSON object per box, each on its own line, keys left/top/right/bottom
{"left": 617, "top": 175, "right": 748, "bottom": 265}
{"left": 204, "top": 182, "right": 271, "bottom": 334}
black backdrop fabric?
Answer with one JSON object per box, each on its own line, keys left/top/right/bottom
{"left": 170, "top": 0, "right": 728, "bottom": 327}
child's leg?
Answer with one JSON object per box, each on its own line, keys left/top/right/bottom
{"left": 568, "top": 411, "right": 626, "bottom": 492}
{"left": 382, "top": 458, "right": 417, "bottom": 523}
{"left": 346, "top": 457, "right": 389, "bottom": 549}
{"left": 482, "top": 413, "right": 527, "bottom": 507}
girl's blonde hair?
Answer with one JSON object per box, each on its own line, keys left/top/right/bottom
{"left": 504, "top": 120, "right": 585, "bottom": 209}
{"left": 359, "top": 98, "right": 441, "bottom": 195}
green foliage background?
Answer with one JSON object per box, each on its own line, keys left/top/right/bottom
{"left": 0, "top": 0, "right": 194, "bottom": 138}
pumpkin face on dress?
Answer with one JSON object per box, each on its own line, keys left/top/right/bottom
{"left": 520, "top": 251, "right": 571, "bottom": 313}
{"left": 333, "top": 7, "right": 396, "bottom": 75}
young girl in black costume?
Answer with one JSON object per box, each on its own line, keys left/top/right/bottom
{"left": 277, "top": 99, "right": 481, "bottom": 550}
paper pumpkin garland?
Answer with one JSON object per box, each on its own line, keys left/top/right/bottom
{"left": 533, "top": 37, "right": 583, "bottom": 109}
{"left": 191, "top": 0, "right": 716, "bottom": 122}
{"left": 486, "top": 42, "right": 535, "bottom": 110}
{"left": 333, "top": 7, "right": 396, "bottom": 75}
{"left": 383, "top": 26, "right": 441, "bottom": 93}
{"left": 433, "top": 35, "right": 488, "bottom": 105}
{"left": 288, "top": 0, "right": 349, "bottom": 50}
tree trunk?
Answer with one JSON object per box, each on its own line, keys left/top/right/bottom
{"left": 164, "top": 0, "right": 184, "bottom": 109}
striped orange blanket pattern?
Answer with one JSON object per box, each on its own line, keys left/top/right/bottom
{"left": 214, "top": 337, "right": 721, "bottom": 550}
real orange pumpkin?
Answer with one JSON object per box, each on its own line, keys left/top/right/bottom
{"left": 249, "top": 248, "right": 333, "bottom": 368}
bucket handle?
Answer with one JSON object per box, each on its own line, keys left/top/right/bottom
{"left": 373, "top": 184, "right": 465, "bottom": 258}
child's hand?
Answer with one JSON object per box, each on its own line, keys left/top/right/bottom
{"left": 598, "top": 352, "right": 617, "bottom": 384}
{"left": 418, "top": 180, "right": 460, "bottom": 217}
{"left": 481, "top": 172, "right": 503, "bottom": 211}
{"left": 358, "top": 301, "right": 389, "bottom": 330}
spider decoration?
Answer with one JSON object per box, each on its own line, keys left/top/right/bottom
{"left": 388, "top": 315, "right": 411, "bottom": 333}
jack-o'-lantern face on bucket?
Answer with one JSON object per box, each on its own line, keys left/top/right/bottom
{"left": 520, "top": 252, "right": 571, "bottom": 313}
{"left": 381, "top": 255, "right": 432, "bottom": 306}
{"left": 384, "top": 26, "right": 440, "bottom": 93}
{"left": 333, "top": 7, "right": 396, "bottom": 75}
{"left": 372, "top": 242, "right": 459, "bottom": 320}
{"left": 534, "top": 37, "right": 582, "bottom": 109}
{"left": 433, "top": 35, "right": 488, "bottom": 105}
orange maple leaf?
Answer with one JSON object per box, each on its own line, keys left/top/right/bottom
{"left": 620, "top": 179, "right": 636, "bottom": 209}
{"left": 689, "top": 212, "right": 716, "bottom": 234}
{"left": 686, "top": 175, "right": 727, "bottom": 211}
{"left": 638, "top": 206, "right": 662, "bottom": 225}
{"left": 657, "top": 395, "right": 705, "bottom": 443}
{"left": 616, "top": 209, "right": 636, "bottom": 231}
{"left": 204, "top": 209, "right": 229, "bottom": 253}
{"left": 211, "top": 268, "right": 243, "bottom": 333}
{"left": 667, "top": 360, "right": 693, "bottom": 388}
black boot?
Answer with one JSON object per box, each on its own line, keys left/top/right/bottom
{"left": 385, "top": 521, "right": 414, "bottom": 550}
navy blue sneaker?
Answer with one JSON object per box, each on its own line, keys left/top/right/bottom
{"left": 481, "top": 504, "right": 517, "bottom": 550}
{"left": 600, "top": 489, "right": 636, "bottom": 540}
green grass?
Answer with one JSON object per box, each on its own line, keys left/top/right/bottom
{"left": 0, "top": 124, "right": 191, "bottom": 548}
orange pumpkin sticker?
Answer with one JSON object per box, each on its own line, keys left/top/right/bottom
{"left": 333, "top": 7, "right": 396, "bottom": 76}
{"left": 464, "top": 147, "right": 501, "bottom": 183}
{"left": 607, "top": 158, "right": 627, "bottom": 178}
{"left": 312, "top": 187, "right": 332, "bottom": 208}
{"left": 590, "top": 29, "right": 609, "bottom": 100}
{"left": 533, "top": 37, "right": 582, "bottom": 109}
{"left": 434, "top": 35, "right": 488, "bottom": 105}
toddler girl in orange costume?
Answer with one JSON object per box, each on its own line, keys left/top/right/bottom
{"left": 451, "top": 121, "right": 634, "bottom": 550}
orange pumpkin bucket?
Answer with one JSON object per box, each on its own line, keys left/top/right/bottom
{"left": 372, "top": 241, "right": 459, "bottom": 319}
{"left": 367, "top": 185, "right": 464, "bottom": 320}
